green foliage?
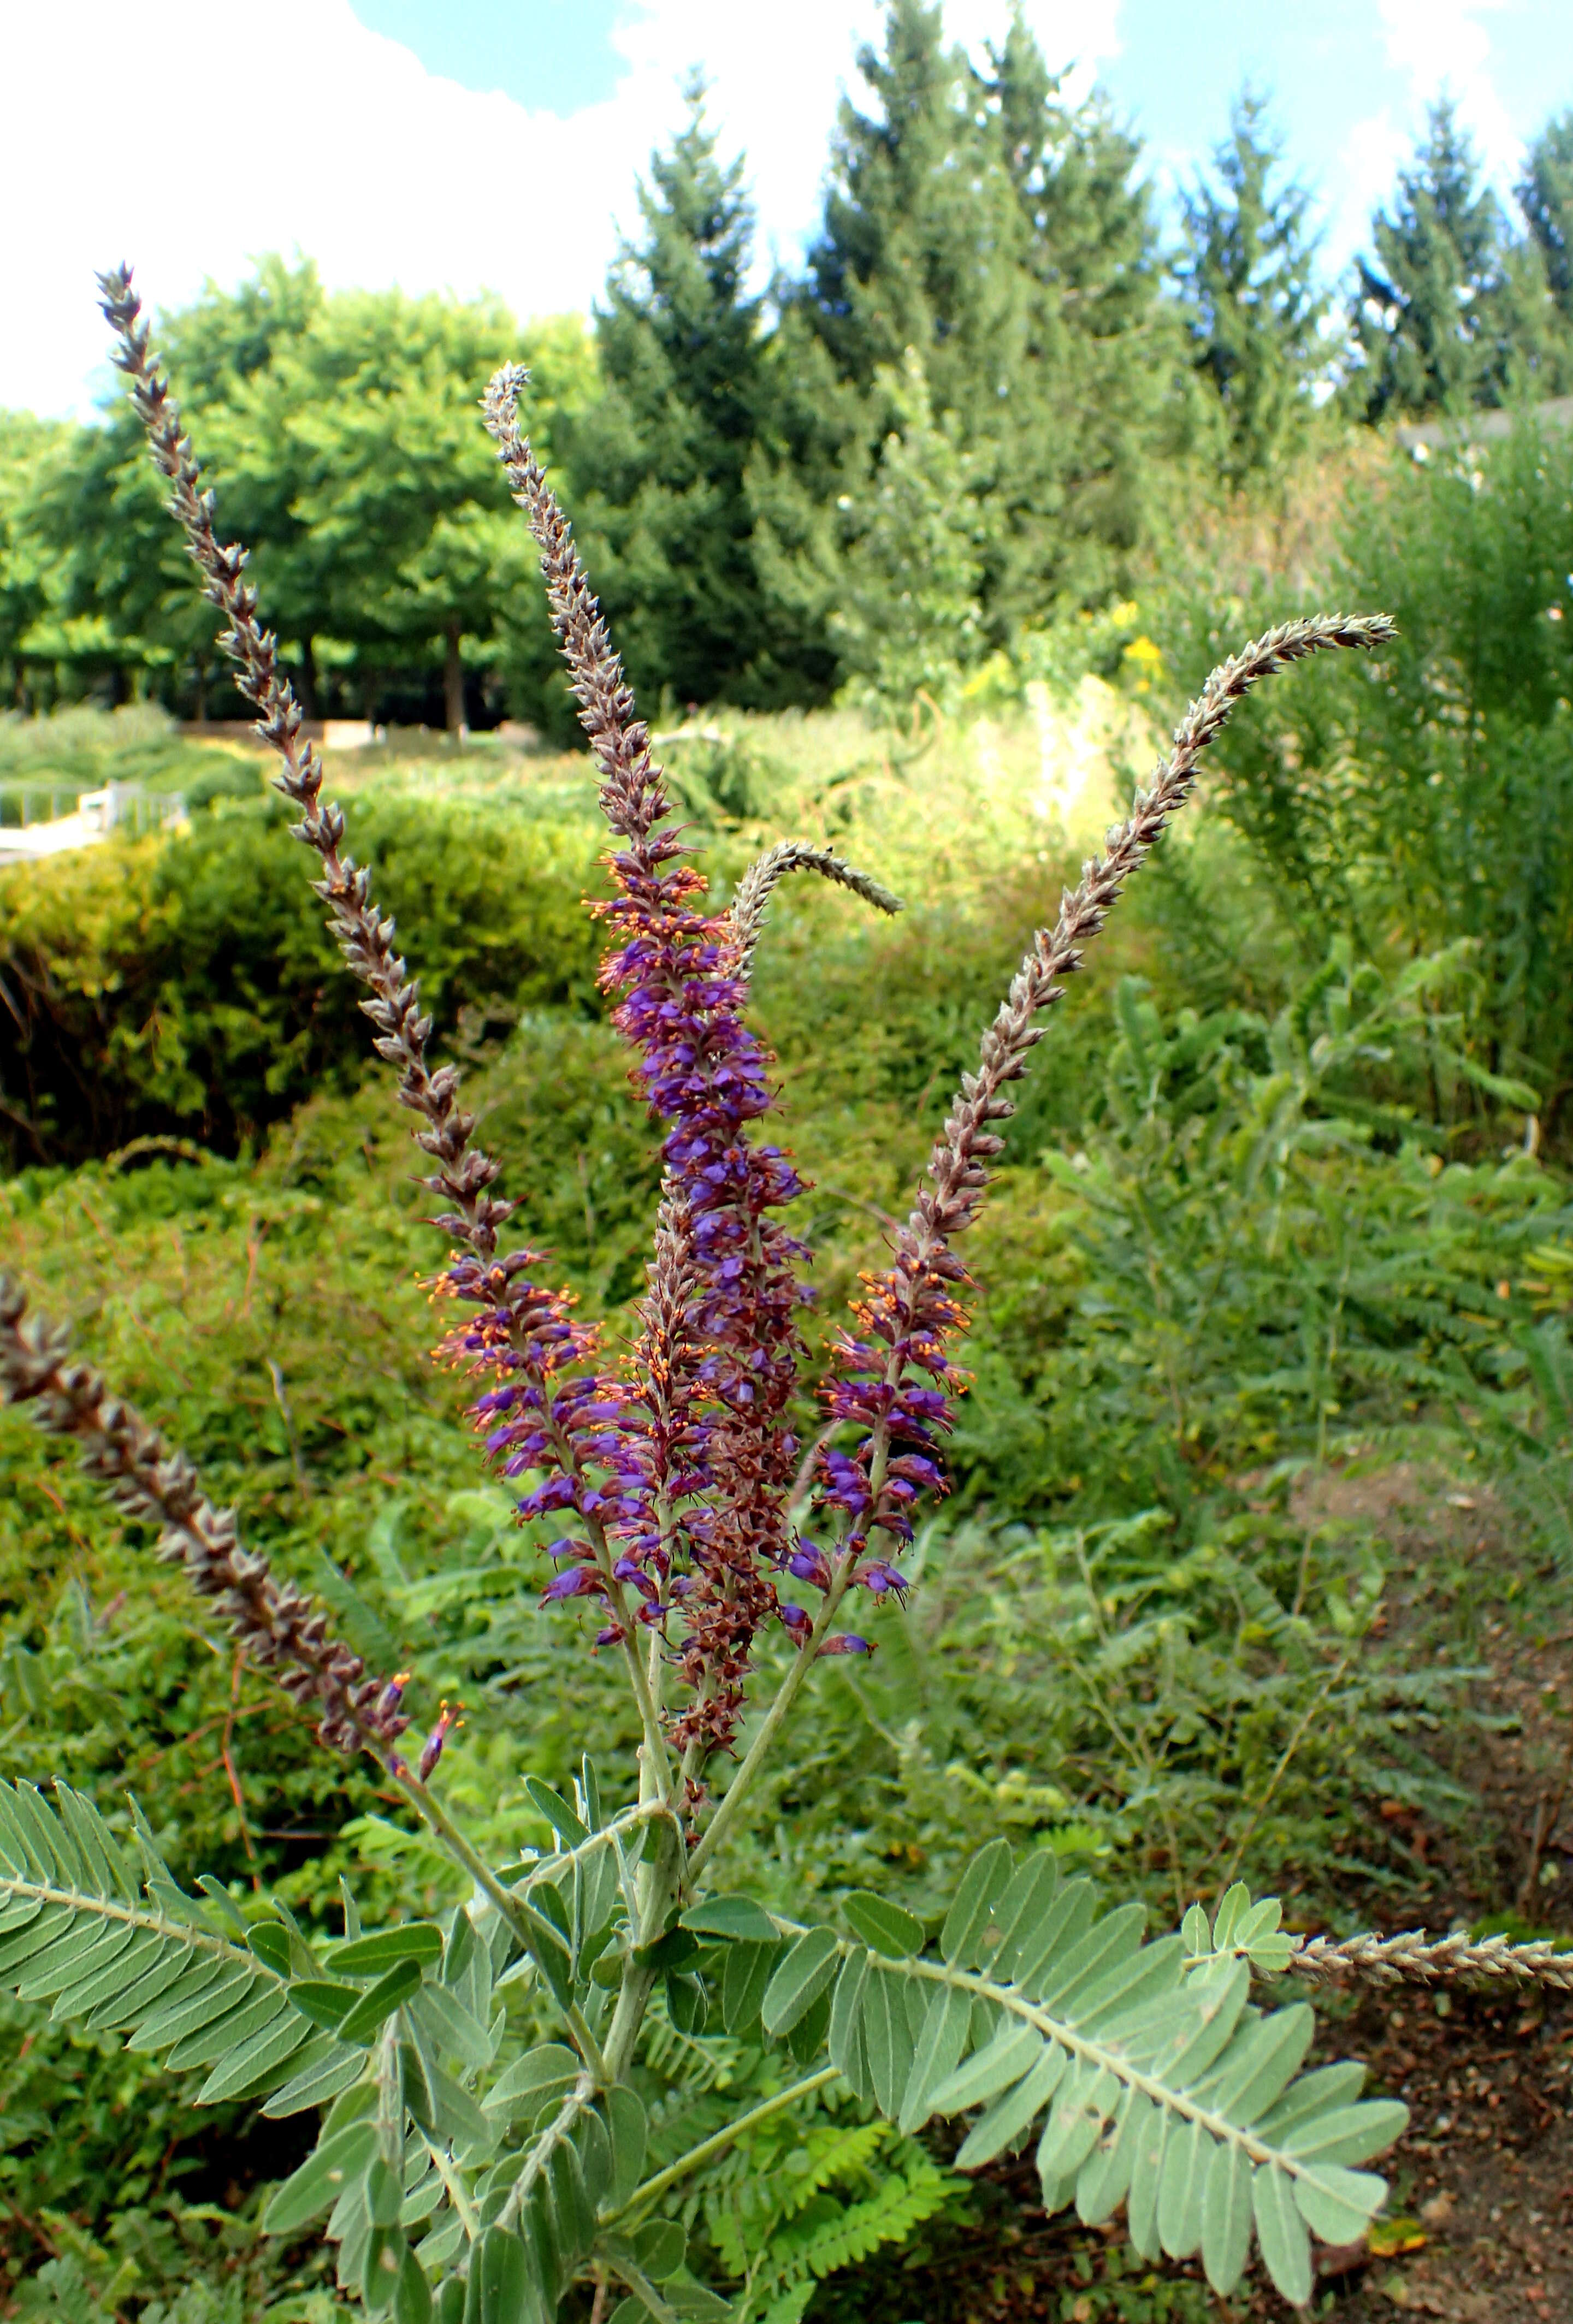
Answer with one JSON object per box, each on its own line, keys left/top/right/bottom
{"left": 0, "top": 1777, "right": 1402, "bottom": 2316}
{"left": 1520, "top": 110, "right": 1573, "bottom": 326}
{"left": 0, "top": 789, "right": 602, "bottom": 1165}
{"left": 1348, "top": 98, "right": 1571, "bottom": 420}
{"left": 563, "top": 82, "right": 797, "bottom": 713}
{"left": 789, "top": 2, "right": 1190, "bottom": 641}
{"left": 1160, "top": 412, "right": 1573, "bottom": 1109}
{"left": 1176, "top": 91, "right": 1329, "bottom": 489}
{"left": 7, "top": 260, "right": 595, "bottom": 729}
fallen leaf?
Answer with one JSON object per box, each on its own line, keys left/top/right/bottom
{"left": 1370, "top": 2216, "right": 1428, "bottom": 2257}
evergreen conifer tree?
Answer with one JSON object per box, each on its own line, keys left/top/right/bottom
{"left": 1178, "top": 89, "right": 1329, "bottom": 486}
{"left": 1519, "top": 111, "right": 1573, "bottom": 327}
{"left": 784, "top": 1, "right": 1185, "bottom": 662}
{"left": 565, "top": 79, "right": 780, "bottom": 707}
{"left": 1349, "top": 99, "right": 1563, "bottom": 418}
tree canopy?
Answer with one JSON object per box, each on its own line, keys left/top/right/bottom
{"left": 5, "top": 9, "right": 1573, "bottom": 725}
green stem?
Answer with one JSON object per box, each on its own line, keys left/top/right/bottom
{"left": 605, "top": 2066, "right": 842, "bottom": 2224}
{"left": 499, "top": 2083, "right": 594, "bottom": 2232}
{"left": 603, "top": 1812, "right": 686, "bottom": 2083}
{"left": 391, "top": 1766, "right": 608, "bottom": 2081}
{"left": 686, "top": 1568, "right": 855, "bottom": 1884}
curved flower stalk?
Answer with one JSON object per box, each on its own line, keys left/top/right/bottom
{"left": 728, "top": 841, "right": 904, "bottom": 984}
{"left": 483, "top": 367, "right": 823, "bottom": 1756}
{"left": 804, "top": 615, "right": 1398, "bottom": 1605}
{"left": 0, "top": 1276, "right": 407, "bottom": 1756}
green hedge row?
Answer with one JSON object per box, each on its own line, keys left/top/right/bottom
{"left": 0, "top": 792, "right": 605, "bottom": 1167}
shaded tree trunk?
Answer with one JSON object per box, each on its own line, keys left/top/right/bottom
{"left": 296, "top": 635, "right": 320, "bottom": 722}
{"left": 444, "top": 618, "right": 466, "bottom": 736}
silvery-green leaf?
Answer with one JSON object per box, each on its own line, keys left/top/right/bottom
{"left": 1035, "top": 1901, "right": 1146, "bottom": 2013}
{"left": 1282, "top": 2099, "right": 1409, "bottom": 2166}
{"left": 605, "top": 2084, "right": 647, "bottom": 2212}
{"left": 412, "top": 1983, "right": 493, "bottom": 2074}
{"left": 987, "top": 1853, "right": 1060, "bottom": 1981}
{"left": 842, "top": 1892, "right": 925, "bottom": 1959}
{"left": 1292, "top": 2161, "right": 1389, "bottom": 2245}
{"left": 862, "top": 1963, "right": 916, "bottom": 2117}
{"left": 1153, "top": 1959, "right": 1250, "bottom": 2082}
{"left": 1034, "top": 2062, "right": 1117, "bottom": 2190}
{"left": 1124, "top": 2095, "right": 1166, "bottom": 2258}
{"left": 1253, "top": 2059, "right": 1366, "bottom": 2141}
{"left": 484, "top": 2044, "right": 579, "bottom": 2121}
{"left": 1157, "top": 2116, "right": 1209, "bottom": 2259}
{"left": 956, "top": 2044, "right": 1066, "bottom": 2168}
{"left": 929, "top": 2019, "right": 1043, "bottom": 2115}
{"left": 1253, "top": 2163, "right": 1312, "bottom": 2306}
{"left": 1071, "top": 1934, "right": 1185, "bottom": 2031}
{"left": 1207, "top": 2003, "right": 1314, "bottom": 2122}
{"left": 941, "top": 1841, "right": 1013, "bottom": 1968}
{"left": 1074, "top": 2085, "right": 1139, "bottom": 2224}
{"left": 1210, "top": 1883, "right": 1251, "bottom": 1952}
{"left": 1201, "top": 2136, "right": 1253, "bottom": 2295}
{"left": 827, "top": 1948, "right": 871, "bottom": 2095}
{"left": 761, "top": 1930, "right": 839, "bottom": 2037}
{"left": 1012, "top": 1880, "right": 1096, "bottom": 1994}
{"left": 681, "top": 1897, "right": 778, "bottom": 1943}
{"left": 523, "top": 1777, "right": 589, "bottom": 1852}
{"left": 898, "top": 1983, "right": 972, "bottom": 2134}
{"left": 1180, "top": 1903, "right": 1211, "bottom": 1954}
{"left": 722, "top": 1939, "right": 779, "bottom": 2037}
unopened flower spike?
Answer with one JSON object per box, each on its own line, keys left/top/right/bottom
{"left": 417, "top": 1700, "right": 464, "bottom": 1784}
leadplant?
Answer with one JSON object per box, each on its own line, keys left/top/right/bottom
{"left": 0, "top": 267, "right": 1418, "bottom": 2318}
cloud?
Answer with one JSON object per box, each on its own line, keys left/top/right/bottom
{"left": 1375, "top": 0, "right": 1520, "bottom": 183}
{"left": 3, "top": 0, "right": 1124, "bottom": 419}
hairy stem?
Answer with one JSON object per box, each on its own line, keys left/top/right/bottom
{"left": 686, "top": 1568, "right": 857, "bottom": 1886}
{"left": 390, "top": 1768, "right": 608, "bottom": 2080}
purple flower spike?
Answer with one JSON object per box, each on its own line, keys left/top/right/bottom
{"left": 788, "top": 1542, "right": 832, "bottom": 1591}
{"left": 541, "top": 1563, "right": 609, "bottom": 1603}
{"left": 417, "top": 1699, "right": 463, "bottom": 1782}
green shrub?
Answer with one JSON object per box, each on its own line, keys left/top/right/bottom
{"left": 0, "top": 793, "right": 603, "bottom": 1166}
{"left": 1159, "top": 416, "right": 1573, "bottom": 1123}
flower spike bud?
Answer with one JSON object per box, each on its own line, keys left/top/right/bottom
{"left": 417, "top": 1700, "right": 463, "bottom": 1784}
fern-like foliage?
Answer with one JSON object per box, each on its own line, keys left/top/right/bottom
{"left": 0, "top": 1779, "right": 340, "bottom": 2109}
{"left": 1, "top": 1776, "right": 1410, "bottom": 2316}
{"left": 746, "top": 1851, "right": 1406, "bottom": 2307}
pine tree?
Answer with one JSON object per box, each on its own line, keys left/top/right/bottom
{"left": 799, "top": 0, "right": 1005, "bottom": 402}
{"left": 1519, "top": 111, "right": 1573, "bottom": 327}
{"left": 1350, "top": 99, "right": 1562, "bottom": 418}
{"left": 565, "top": 79, "right": 778, "bottom": 707}
{"left": 978, "top": 8, "right": 1189, "bottom": 619}
{"left": 1178, "top": 89, "right": 1329, "bottom": 486}
{"left": 788, "top": 1, "right": 1185, "bottom": 658}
